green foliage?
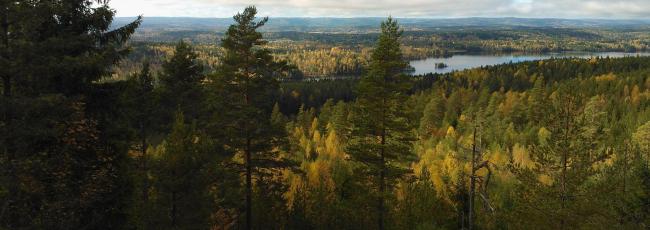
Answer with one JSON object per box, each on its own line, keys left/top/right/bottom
{"left": 150, "top": 111, "right": 215, "bottom": 229}
{"left": 347, "top": 17, "right": 416, "bottom": 229}
{"left": 5, "top": 3, "right": 650, "bottom": 230}
{"left": 0, "top": 1, "right": 140, "bottom": 229}
{"left": 158, "top": 41, "right": 205, "bottom": 127}
{"left": 393, "top": 167, "right": 454, "bottom": 230}
{"left": 8, "top": 0, "right": 141, "bottom": 96}
{"left": 419, "top": 95, "right": 446, "bottom": 137}
{"left": 625, "top": 165, "right": 650, "bottom": 227}
{"left": 509, "top": 93, "right": 612, "bottom": 228}
{"left": 207, "top": 6, "right": 293, "bottom": 229}
{"left": 115, "top": 25, "right": 650, "bottom": 79}
{"left": 1, "top": 97, "right": 130, "bottom": 229}
{"left": 633, "top": 121, "right": 650, "bottom": 156}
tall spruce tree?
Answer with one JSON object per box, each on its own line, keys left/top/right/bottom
{"left": 0, "top": 0, "right": 141, "bottom": 228}
{"left": 153, "top": 111, "right": 215, "bottom": 229}
{"left": 208, "top": 6, "right": 290, "bottom": 230}
{"left": 347, "top": 17, "right": 415, "bottom": 230}
{"left": 123, "top": 61, "right": 156, "bottom": 228}
{"left": 159, "top": 41, "right": 205, "bottom": 128}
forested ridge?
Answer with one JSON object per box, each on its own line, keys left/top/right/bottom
{"left": 2, "top": 1, "right": 650, "bottom": 230}
{"left": 113, "top": 27, "right": 650, "bottom": 78}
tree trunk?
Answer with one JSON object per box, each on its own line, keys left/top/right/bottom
{"left": 469, "top": 126, "right": 477, "bottom": 230}
{"left": 378, "top": 95, "right": 387, "bottom": 230}
{"left": 560, "top": 102, "right": 570, "bottom": 230}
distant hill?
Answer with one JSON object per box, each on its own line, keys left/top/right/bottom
{"left": 113, "top": 17, "right": 650, "bottom": 32}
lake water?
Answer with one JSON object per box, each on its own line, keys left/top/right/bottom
{"left": 409, "top": 52, "right": 650, "bottom": 75}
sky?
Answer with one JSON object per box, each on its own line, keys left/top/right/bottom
{"left": 110, "top": 0, "right": 649, "bottom": 19}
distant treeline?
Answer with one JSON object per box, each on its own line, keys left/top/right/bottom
{"left": 113, "top": 27, "right": 650, "bottom": 79}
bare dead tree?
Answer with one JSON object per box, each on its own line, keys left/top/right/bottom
{"left": 465, "top": 115, "right": 495, "bottom": 230}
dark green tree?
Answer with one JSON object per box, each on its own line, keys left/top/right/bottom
{"left": 347, "top": 17, "right": 415, "bottom": 230}
{"left": 123, "top": 61, "right": 157, "bottom": 228}
{"left": 0, "top": 0, "right": 141, "bottom": 228}
{"left": 153, "top": 111, "right": 215, "bottom": 229}
{"left": 527, "top": 75, "right": 548, "bottom": 124}
{"left": 159, "top": 41, "right": 205, "bottom": 127}
{"left": 394, "top": 167, "right": 453, "bottom": 229}
{"left": 623, "top": 165, "right": 650, "bottom": 228}
{"left": 207, "top": 6, "right": 290, "bottom": 230}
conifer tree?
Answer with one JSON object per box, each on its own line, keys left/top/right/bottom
{"left": 154, "top": 111, "right": 215, "bottom": 229}
{"left": 123, "top": 61, "right": 156, "bottom": 227}
{"left": 347, "top": 17, "right": 415, "bottom": 230}
{"left": 159, "top": 41, "right": 205, "bottom": 126}
{"left": 527, "top": 75, "right": 547, "bottom": 123}
{"left": 0, "top": 1, "right": 141, "bottom": 228}
{"left": 511, "top": 93, "right": 611, "bottom": 229}
{"left": 208, "top": 6, "right": 290, "bottom": 230}
{"left": 624, "top": 165, "right": 650, "bottom": 227}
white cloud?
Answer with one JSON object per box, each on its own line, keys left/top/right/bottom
{"left": 110, "top": 0, "right": 650, "bottom": 19}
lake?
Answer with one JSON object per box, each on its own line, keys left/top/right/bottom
{"left": 409, "top": 52, "right": 650, "bottom": 75}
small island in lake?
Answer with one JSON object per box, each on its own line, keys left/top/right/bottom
{"left": 435, "top": 62, "right": 448, "bottom": 69}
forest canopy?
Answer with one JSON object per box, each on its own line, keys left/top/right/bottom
{"left": 1, "top": 1, "right": 650, "bottom": 230}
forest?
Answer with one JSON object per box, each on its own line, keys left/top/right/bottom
{"left": 113, "top": 25, "right": 650, "bottom": 78}
{"left": 1, "top": 1, "right": 650, "bottom": 230}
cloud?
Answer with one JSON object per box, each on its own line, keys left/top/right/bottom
{"left": 111, "top": 0, "right": 650, "bottom": 19}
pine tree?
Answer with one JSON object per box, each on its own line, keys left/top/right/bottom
{"left": 625, "top": 165, "right": 650, "bottom": 227}
{"left": 395, "top": 167, "right": 452, "bottom": 229}
{"left": 154, "top": 111, "right": 215, "bottom": 229}
{"left": 0, "top": 1, "right": 141, "bottom": 228}
{"left": 159, "top": 41, "right": 205, "bottom": 127}
{"left": 527, "top": 75, "right": 547, "bottom": 123}
{"left": 7, "top": 0, "right": 140, "bottom": 96}
{"left": 207, "top": 6, "right": 290, "bottom": 230}
{"left": 347, "top": 17, "right": 415, "bottom": 230}
{"left": 510, "top": 93, "right": 611, "bottom": 229}
{"left": 123, "top": 61, "right": 157, "bottom": 227}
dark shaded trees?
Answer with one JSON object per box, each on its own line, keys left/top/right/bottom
{"left": 207, "top": 6, "right": 291, "bottom": 230}
{"left": 151, "top": 111, "right": 215, "bottom": 229}
{"left": 122, "top": 61, "right": 156, "bottom": 228}
{"left": 158, "top": 41, "right": 205, "bottom": 128}
{"left": 347, "top": 17, "right": 415, "bottom": 230}
{"left": 0, "top": 0, "right": 141, "bottom": 229}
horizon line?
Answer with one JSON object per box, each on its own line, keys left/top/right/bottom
{"left": 113, "top": 16, "right": 650, "bottom": 21}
